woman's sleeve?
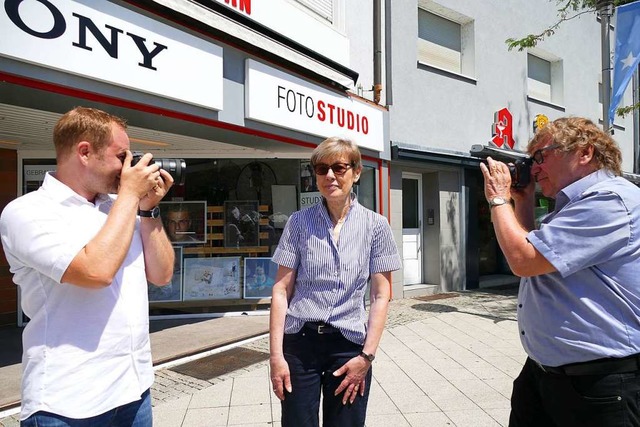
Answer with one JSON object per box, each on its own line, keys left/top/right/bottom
{"left": 272, "top": 211, "right": 301, "bottom": 270}
{"left": 370, "top": 215, "right": 402, "bottom": 274}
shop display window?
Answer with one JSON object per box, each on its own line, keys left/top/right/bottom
{"left": 19, "top": 157, "right": 377, "bottom": 316}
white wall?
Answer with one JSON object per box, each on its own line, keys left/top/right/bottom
{"left": 389, "top": 0, "right": 635, "bottom": 171}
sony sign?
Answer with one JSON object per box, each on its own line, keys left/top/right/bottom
{"left": 1, "top": 0, "right": 223, "bottom": 110}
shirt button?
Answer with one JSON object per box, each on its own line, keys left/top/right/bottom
{"left": 518, "top": 304, "right": 523, "bottom": 308}
{"left": 335, "top": 271, "right": 338, "bottom": 276}
{"left": 521, "top": 331, "right": 525, "bottom": 335}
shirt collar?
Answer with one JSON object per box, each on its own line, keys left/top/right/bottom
{"left": 320, "top": 192, "right": 359, "bottom": 224}
{"left": 42, "top": 172, "right": 112, "bottom": 208}
{"left": 555, "top": 169, "right": 614, "bottom": 210}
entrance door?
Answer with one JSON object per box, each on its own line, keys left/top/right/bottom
{"left": 402, "top": 173, "right": 422, "bottom": 285}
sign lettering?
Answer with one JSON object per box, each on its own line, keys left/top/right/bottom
{"left": 5, "top": 0, "right": 167, "bottom": 70}
{"left": 0, "top": 0, "right": 223, "bottom": 109}
{"left": 275, "top": 85, "right": 370, "bottom": 136}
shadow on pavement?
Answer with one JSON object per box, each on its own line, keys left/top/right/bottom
{"left": 410, "top": 285, "right": 519, "bottom": 323}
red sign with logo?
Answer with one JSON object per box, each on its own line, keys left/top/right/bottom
{"left": 491, "top": 108, "right": 515, "bottom": 149}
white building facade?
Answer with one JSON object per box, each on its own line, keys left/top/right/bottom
{"left": 384, "top": 0, "right": 638, "bottom": 296}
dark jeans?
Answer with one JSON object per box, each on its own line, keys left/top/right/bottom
{"left": 21, "top": 389, "right": 152, "bottom": 427}
{"left": 281, "top": 328, "right": 372, "bottom": 427}
{"left": 510, "top": 358, "right": 640, "bottom": 427}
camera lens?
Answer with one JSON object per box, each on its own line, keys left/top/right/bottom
{"left": 156, "top": 158, "right": 186, "bottom": 186}
{"left": 509, "top": 158, "right": 532, "bottom": 189}
{"left": 129, "top": 152, "right": 186, "bottom": 185}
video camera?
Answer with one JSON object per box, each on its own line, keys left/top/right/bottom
{"left": 131, "top": 151, "right": 186, "bottom": 186}
{"left": 469, "top": 144, "right": 532, "bottom": 189}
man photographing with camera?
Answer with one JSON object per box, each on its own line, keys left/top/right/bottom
{"left": 481, "top": 116, "right": 640, "bottom": 427}
{"left": 0, "top": 107, "right": 175, "bottom": 426}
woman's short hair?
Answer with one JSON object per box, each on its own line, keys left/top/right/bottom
{"left": 311, "top": 137, "right": 362, "bottom": 169}
{"left": 53, "top": 107, "right": 127, "bottom": 159}
{"left": 528, "top": 117, "right": 622, "bottom": 176}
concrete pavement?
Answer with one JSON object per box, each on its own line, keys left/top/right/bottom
{"left": 0, "top": 286, "right": 523, "bottom": 426}
{"left": 153, "top": 287, "right": 523, "bottom": 427}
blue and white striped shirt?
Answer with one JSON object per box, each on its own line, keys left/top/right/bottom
{"left": 272, "top": 194, "right": 402, "bottom": 345}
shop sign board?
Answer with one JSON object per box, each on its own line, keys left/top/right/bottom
{"left": 23, "top": 165, "right": 56, "bottom": 193}
{"left": 1, "top": 0, "right": 223, "bottom": 110}
{"left": 490, "top": 108, "right": 515, "bottom": 149}
{"left": 245, "top": 59, "right": 385, "bottom": 152}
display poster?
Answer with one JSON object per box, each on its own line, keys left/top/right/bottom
{"left": 271, "top": 185, "right": 297, "bottom": 229}
{"left": 148, "top": 246, "right": 183, "bottom": 302}
{"left": 224, "top": 201, "right": 260, "bottom": 248}
{"left": 160, "top": 201, "right": 207, "bottom": 244}
{"left": 244, "top": 257, "right": 278, "bottom": 299}
{"left": 183, "top": 257, "right": 241, "bottom": 300}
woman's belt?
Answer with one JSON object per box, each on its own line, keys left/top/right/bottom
{"left": 304, "top": 321, "right": 338, "bottom": 334}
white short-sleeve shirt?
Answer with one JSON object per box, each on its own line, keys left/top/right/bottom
{"left": 0, "top": 173, "right": 153, "bottom": 420}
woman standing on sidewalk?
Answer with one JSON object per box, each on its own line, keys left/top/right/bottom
{"left": 269, "top": 137, "right": 401, "bottom": 427}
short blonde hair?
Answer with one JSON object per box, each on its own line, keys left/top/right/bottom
{"left": 528, "top": 117, "right": 622, "bottom": 176}
{"left": 53, "top": 107, "right": 127, "bottom": 159}
{"left": 311, "top": 137, "right": 362, "bottom": 169}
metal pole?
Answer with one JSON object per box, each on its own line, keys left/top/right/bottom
{"left": 598, "top": 0, "right": 614, "bottom": 133}
{"left": 596, "top": 0, "right": 613, "bottom": 132}
{"left": 373, "top": 0, "right": 382, "bottom": 104}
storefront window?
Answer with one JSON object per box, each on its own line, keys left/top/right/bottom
{"left": 356, "top": 165, "right": 376, "bottom": 211}
{"left": 18, "top": 157, "right": 378, "bottom": 315}
{"left": 150, "top": 158, "right": 378, "bottom": 315}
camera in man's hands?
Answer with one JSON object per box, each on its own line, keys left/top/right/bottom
{"left": 508, "top": 157, "right": 533, "bottom": 189}
{"left": 130, "top": 151, "right": 187, "bottom": 186}
{"left": 469, "top": 144, "right": 532, "bottom": 189}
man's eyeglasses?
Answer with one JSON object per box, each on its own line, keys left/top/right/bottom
{"left": 531, "top": 144, "right": 561, "bottom": 164}
{"left": 313, "top": 162, "right": 354, "bottom": 176}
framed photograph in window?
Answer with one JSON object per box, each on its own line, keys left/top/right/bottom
{"left": 159, "top": 201, "right": 207, "bottom": 244}
{"left": 244, "top": 257, "right": 278, "bottom": 299}
{"left": 148, "top": 246, "right": 183, "bottom": 302}
{"left": 224, "top": 200, "right": 260, "bottom": 248}
{"left": 183, "top": 257, "right": 241, "bottom": 300}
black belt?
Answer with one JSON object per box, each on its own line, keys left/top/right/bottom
{"left": 304, "top": 322, "right": 338, "bottom": 334}
{"left": 536, "top": 354, "right": 640, "bottom": 376}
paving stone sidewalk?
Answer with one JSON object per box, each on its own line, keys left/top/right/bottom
{"left": 0, "top": 286, "right": 522, "bottom": 427}
{"left": 153, "top": 287, "right": 522, "bottom": 427}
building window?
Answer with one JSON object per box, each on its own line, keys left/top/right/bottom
{"left": 527, "top": 54, "right": 551, "bottom": 101}
{"left": 297, "top": 0, "right": 333, "bottom": 22}
{"left": 528, "top": 52, "right": 563, "bottom": 105}
{"left": 418, "top": 9, "right": 460, "bottom": 73}
{"left": 417, "top": 7, "right": 474, "bottom": 77}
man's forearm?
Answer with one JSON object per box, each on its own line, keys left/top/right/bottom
{"left": 61, "top": 194, "right": 139, "bottom": 288}
{"left": 141, "top": 217, "right": 174, "bottom": 285}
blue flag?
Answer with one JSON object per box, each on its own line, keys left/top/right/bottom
{"left": 610, "top": 0, "right": 640, "bottom": 125}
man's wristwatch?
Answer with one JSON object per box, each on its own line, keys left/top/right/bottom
{"left": 138, "top": 206, "right": 160, "bottom": 218}
{"left": 488, "top": 197, "right": 510, "bottom": 208}
{"left": 359, "top": 351, "right": 375, "bottom": 363}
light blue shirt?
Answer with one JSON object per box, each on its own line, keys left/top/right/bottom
{"left": 272, "top": 194, "right": 402, "bottom": 345}
{"left": 519, "top": 169, "right": 640, "bottom": 366}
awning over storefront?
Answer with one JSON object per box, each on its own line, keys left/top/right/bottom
{"left": 391, "top": 143, "right": 482, "bottom": 168}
